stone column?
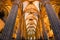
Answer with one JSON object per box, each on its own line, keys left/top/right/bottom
{"left": 41, "top": 0, "right": 60, "bottom": 40}
{"left": 16, "top": 12, "right": 22, "bottom": 40}
{"left": 40, "top": 12, "right": 48, "bottom": 40}
{"left": 1, "top": 0, "right": 20, "bottom": 40}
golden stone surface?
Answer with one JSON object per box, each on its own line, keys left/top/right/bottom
{"left": 0, "top": 0, "right": 60, "bottom": 39}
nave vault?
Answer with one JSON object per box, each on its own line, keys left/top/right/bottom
{"left": 0, "top": 0, "right": 60, "bottom": 40}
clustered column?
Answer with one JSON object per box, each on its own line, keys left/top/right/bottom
{"left": 1, "top": 0, "right": 20, "bottom": 40}
{"left": 41, "top": 0, "right": 60, "bottom": 40}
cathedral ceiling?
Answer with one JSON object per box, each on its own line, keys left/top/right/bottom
{"left": 0, "top": 0, "right": 60, "bottom": 8}
{"left": 0, "top": 0, "right": 60, "bottom": 16}
{"left": 0, "top": 0, "right": 60, "bottom": 39}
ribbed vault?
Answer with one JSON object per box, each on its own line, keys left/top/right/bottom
{"left": 0, "top": 0, "right": 60, "bottom": 40}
